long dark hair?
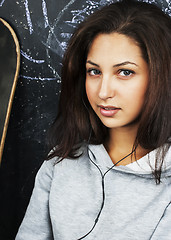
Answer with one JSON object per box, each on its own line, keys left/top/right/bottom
{"left": 48, "top": 0, "right": 171, "bottom": 183}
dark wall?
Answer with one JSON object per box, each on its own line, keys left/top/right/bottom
{"left": 0, "top": 0, "right": 170, "bottom": 239}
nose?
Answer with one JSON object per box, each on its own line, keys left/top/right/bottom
{"left": 98, "top": 75, "right": 115, "bottom": 100}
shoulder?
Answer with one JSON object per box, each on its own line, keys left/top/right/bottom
{"left": 37, "top": 144, "right": 105, "bottom": 183}
{"left": 33, "top": 157, "right": 60, "bottom": 192}
{"left": 37, "top": 157, "right": 56, "bottom": 178}
{"left": 42, "top": 144, "right": 88, "bottom": 173}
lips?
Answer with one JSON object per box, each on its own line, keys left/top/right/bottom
{"left": 98, "top": 105, "right": 121, "bottom": 117}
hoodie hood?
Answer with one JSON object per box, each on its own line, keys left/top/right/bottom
{"left": 88, "top": 144, "right": 171, "bottom": 178}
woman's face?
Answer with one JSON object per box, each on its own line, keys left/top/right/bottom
{"left": 85, "top": 33, "right": 149, "bottom": 130}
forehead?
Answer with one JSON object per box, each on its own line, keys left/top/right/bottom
{"left": 87, "top": 33, "right": 143, "bottom": 64}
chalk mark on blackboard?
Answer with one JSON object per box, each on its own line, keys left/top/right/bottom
{"left": 99, "top": 0, "right": 115, "bottom": 5}
{"left": 45, "top": 0, "right": 76, "bottom": 77}
{"left": 42, "top": 0, "right": 49, "bottom": 28}
{"left": 20, "top": 75, "right": 59, "bottom": 81}
{"left": 165, "top": 0, "right": 171, "bottom": 15}
{"left": 0, "top": 0, "right": 5, "bottom": 7}
{"left": 42, "top": 29, "right": 65, "bottom": 55}
{"left": 21, "top": 50, "right": 45, "bottom": 64}
{"left": 24, "top": 0, "right": 33, "bottom": 34}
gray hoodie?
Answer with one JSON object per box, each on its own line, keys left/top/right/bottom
{"left": 15, "top": 144, "right": 171, "bottom": 240}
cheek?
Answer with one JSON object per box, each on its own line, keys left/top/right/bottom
{"left": 124, "top": 82, "right": 147, "bottom": 111}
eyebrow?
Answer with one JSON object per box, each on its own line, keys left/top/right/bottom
{"left": 86, "top": 60, "right": 138, "bottom": 67}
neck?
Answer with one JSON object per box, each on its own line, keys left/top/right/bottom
{"left": 105, "top": 125, "right": 149, "bottom": 165}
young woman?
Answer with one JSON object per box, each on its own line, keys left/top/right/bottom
{"left": 16, "top": 0, "right": 171, "bottom": 239}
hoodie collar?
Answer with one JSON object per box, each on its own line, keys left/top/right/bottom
{"left": 88, "top": 144, "right": 171, "bottom": 177}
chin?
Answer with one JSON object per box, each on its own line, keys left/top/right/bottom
{"left": 100, "top": 117, "right": 140, "bottom": 130}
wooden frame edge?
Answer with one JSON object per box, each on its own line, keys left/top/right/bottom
{"left": 0, "top": 18, "right": 20, "bottom": 165}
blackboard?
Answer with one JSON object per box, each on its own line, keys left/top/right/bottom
{"left": 0, "top": 0, "right": 170, "bottom": 239}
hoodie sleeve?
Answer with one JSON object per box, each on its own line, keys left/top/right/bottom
{"left": 15, "top": 159, "right": 55, "bottom": 240}
{"left": 151, "top": 201, "right": 171, "bottom": 239}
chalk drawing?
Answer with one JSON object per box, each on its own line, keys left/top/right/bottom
{"left": 42, "top": 0, "right": 49, "bottom": 28}
{"left": 21, "top": 50, "right": 45, "bottom": 64}
{"left": 20, "top": 75, "right": 59, "bottom": 81}
{"left": 24, "top": 0, "right": 33, "bottom": 34}
{"left": 0, "top": 0, "right": 5, "bottom": 7}
{"left": 45, "top": 0, "right": 76, "bottom": 78}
